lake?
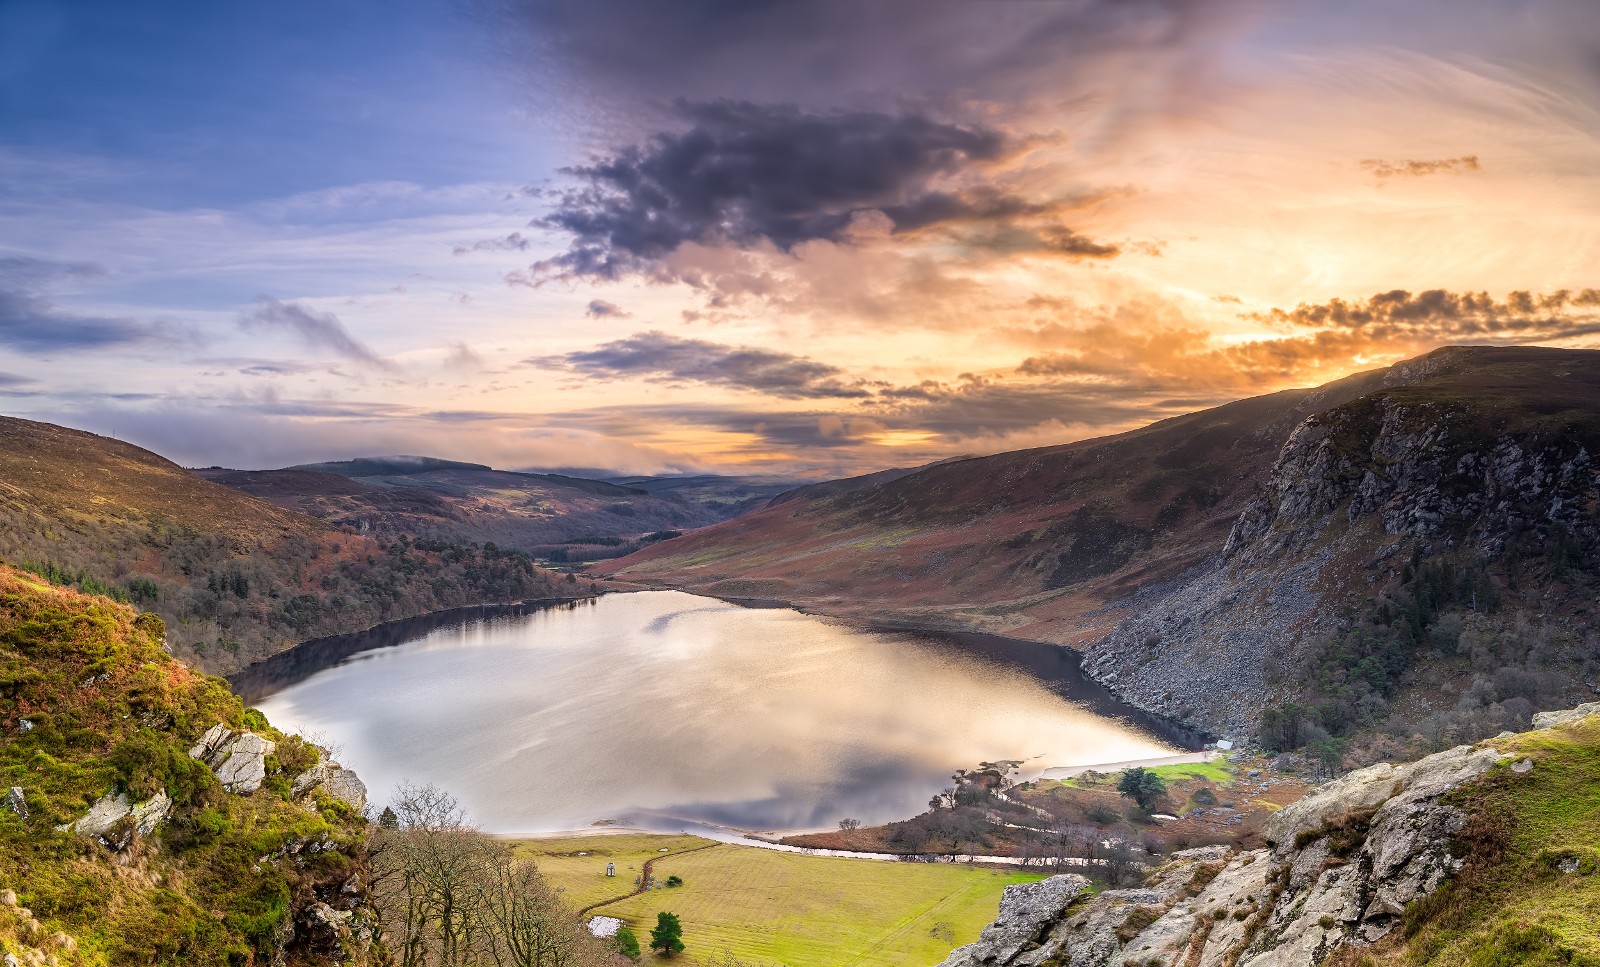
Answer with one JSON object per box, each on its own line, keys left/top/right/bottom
{"left": 244, "top": 590, "right": 1183, "bottom": 835}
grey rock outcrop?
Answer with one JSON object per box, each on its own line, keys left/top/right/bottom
{"left": 1532, "top": 702, "right": 1600, "bottom": 730}
{"left": 941, "top": 740, "right": 1509, "bottom": 967}
{"left": 4, "top": 787, "right": 25, "bottom": 820}
{"left": 939, "top": 875, "right": 1090, "bottom": 967}
{"left": 291, "top": 760, "right": 368, "bottom": 812}
{"left": 189, "top": 723, "right": 276, "bottom": 794}
{"left": 58, "top": 790, "right": 172, "bottom": 847}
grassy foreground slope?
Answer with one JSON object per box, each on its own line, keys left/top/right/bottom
{"left": 1362, "top": 713, "right": 1600, "bottom": 966}
{"left": 523, "top": 834, "right": 1042, "bottom": 967}
{"left": 0, "top": 565, "right": 372, "bottom": 965}
{"left": 0, "top": 415, "right": 568, "bottom": 674}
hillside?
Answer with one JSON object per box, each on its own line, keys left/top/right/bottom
{"left": 606, "top": 347, "right": 1600, "bottom": 753}
{"left": 0, "top": 416, "right": 571, "bottom": 674}
{"left": 0, "top": 565, "right": 377, "bottom": 965}
{"left": 940, "top": 703, "right": 1600, "bottom": 967}
{"left": 194, "top": 461, "right": 770, "bottom": 558}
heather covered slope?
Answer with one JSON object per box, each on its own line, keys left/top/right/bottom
{"left": 0, "top": 566, "right": 375, "bottom": 965}
{"left": 609, "top": 347, "right": 1600, "bottom": 747}
{"left": 0, "top": 416, "right": 568, "bottom": 674}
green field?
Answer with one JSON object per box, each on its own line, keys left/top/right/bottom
{"left": 513, "top": 834, "right": 713, "bottom": 911}
{"left": 518, "top": 834, "right": 1043, "bottom": 967}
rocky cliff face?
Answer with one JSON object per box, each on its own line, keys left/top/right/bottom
{"left": 941, "top": 704, "right": 1600, "bottom": 967}
{"left": 1085, "top": 348, "right": 1600, "bottom": 738}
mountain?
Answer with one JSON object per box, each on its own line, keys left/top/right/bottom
{"left": 0, "top": 416, "right": 570, "bottom": 674}
{"left": 942, "top": 703, "right": 1600, "bottom": 967}
{"left": 603, "top": 473, "right": 810, "bottom": 517}
{"left": 0, "top": 565, "right": 378, "bottom": 964}
{"left": 606, "top": 347, "right": 1600, "bottom": 753}
{"left": 194, "top": 460, "right": 750, "bottom": 556}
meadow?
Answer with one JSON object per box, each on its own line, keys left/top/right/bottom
{"left": 516, "top": 834, "right": 1044, "bottom": 967}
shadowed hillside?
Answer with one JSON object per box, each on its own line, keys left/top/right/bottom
{"left": 0, "top": 417, "right": 573, "bottom": 674}
{"left": 195, "top": 461, "right": 792, "bottom": 558}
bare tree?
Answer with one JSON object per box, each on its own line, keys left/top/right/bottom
{"left": 475, "top": 851, "right": 607, "bottom": 967}
{"left": 369, "top": 782, "right": 613, "bottom": 967}
{"left": 372, "top": 782, "right": 495, "bottom": 967}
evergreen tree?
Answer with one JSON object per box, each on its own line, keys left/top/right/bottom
{"left": 650, "top": 911, "right": 685, "bottom": 957}
{"left": 1116, "top": 767, "right": 1166, "bottom": 810}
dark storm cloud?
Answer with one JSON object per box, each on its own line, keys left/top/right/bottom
{"left": 1360, "top": 156, "right": 1481, "bottom": 178}
{"left": 533, "top": 330, "right": 872, "bottom": 399}
{"left": 0, "top": 258, "right": 178, "bottom": 353}
{"left": 531, "top": 101, "right": 1117, "bottom": 281}
{"left": 585, "top": 299, "right": 632, "bottom": 319}
{"left": 236, "top": 298, "right": 388, "bottom": 368}
{"left": 486, "top": 0, "right": 1256, "bottom": 114}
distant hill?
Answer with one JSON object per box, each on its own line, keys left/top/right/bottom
{"left": 0, "top": 416, "right": 570, "bottom": 674}
{"left": 604, "top": 473, "right": 810, "bottom": 515}
{"left": 195, "top": 461, "right": 762, "bottom": 555}
{"left": 607, "top": 347, "right": 1600, "bottom": 755}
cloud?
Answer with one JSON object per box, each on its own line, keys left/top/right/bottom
{"left": 533, "top": 330, "right": 873, "bottom": 399}
{"left": 236, "top": 298, "right": 388, "bottom": 368}
{"left": 0, "top": 257, "right": 178, "bottom": 354}
{"left": 453, "top": 231, "right": 531, "bottom": 255}
{"left": 1360, "top": 155, "right": 1481, "bottom": 178}
{"left": 0, "top": 372, "right": 34, "bottom": 387}
{"left": 530, "top": 101, "right": 1115, "bottom": 282}
{"left": 1257, "top": 287, "right": 1600, "bottom": 333}
{"left": 487, "top": 0, "right": 1259, "bottom": 127}
{"left": 48, "top": 397, "right": 697, "bottom": 475}
{"left": 585, "top": 299, "right": 632, "bottom": 319}
{"left": 1017, "top": 287, "right": 1600, "bottom": 393}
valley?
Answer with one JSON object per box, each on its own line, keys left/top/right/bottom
{"left": 2, "top": 346, "right": 1598, "bottom": 967}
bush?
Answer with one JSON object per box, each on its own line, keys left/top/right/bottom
{"left": 615, "top": 926, "right": 641, "bottom": 960}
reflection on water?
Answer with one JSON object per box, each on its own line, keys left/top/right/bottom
{"left": 246, "top": 591, "right": 1179, "bottom": 834}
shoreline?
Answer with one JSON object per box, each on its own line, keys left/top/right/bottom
{"left": 227, "top": 591, "right": 604, "bottom": 703}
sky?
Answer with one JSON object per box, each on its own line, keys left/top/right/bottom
{"left": 2, "top": 0, "right": 1599, "bottom": 478}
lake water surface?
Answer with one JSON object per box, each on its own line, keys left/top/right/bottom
{"left": 247, "top": 591, "right": 1179, "bottom": 834}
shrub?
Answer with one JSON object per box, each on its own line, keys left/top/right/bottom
{"left": 615, "top": 925, "right": 641, "bottom": 961}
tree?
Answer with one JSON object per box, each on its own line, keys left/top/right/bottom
{"left": 650, "top": 912, "right": 685, "bottom": 957}
{"left": 615, "top": 926, "right": 641, "bottom": 961}
{"left": 838, "top": 818, "right": 861, "bottom": 831}
{"left": 1116, "top": 767, "right": 1166, "bottom": 811}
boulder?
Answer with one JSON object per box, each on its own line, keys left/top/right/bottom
{"left": 189, "top": 723, "right": 276, "bottom": 794}
{"left": 938, "top": 875, "right": 1090, "bottom": 967}
{"left": 1262, "top": 762, "right": 1407, "bottom": 854}
{"left": 1531, "top": 702, "right": 1600, "bottom": 730}
{"left": 4, "top": 787, "right": 26, "bottom": 820}
{"left": 57, "top": 790, "right": 172, "bottom": 845}
{"left": 291, "top": 761, "right": 368, "bottom": 812}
